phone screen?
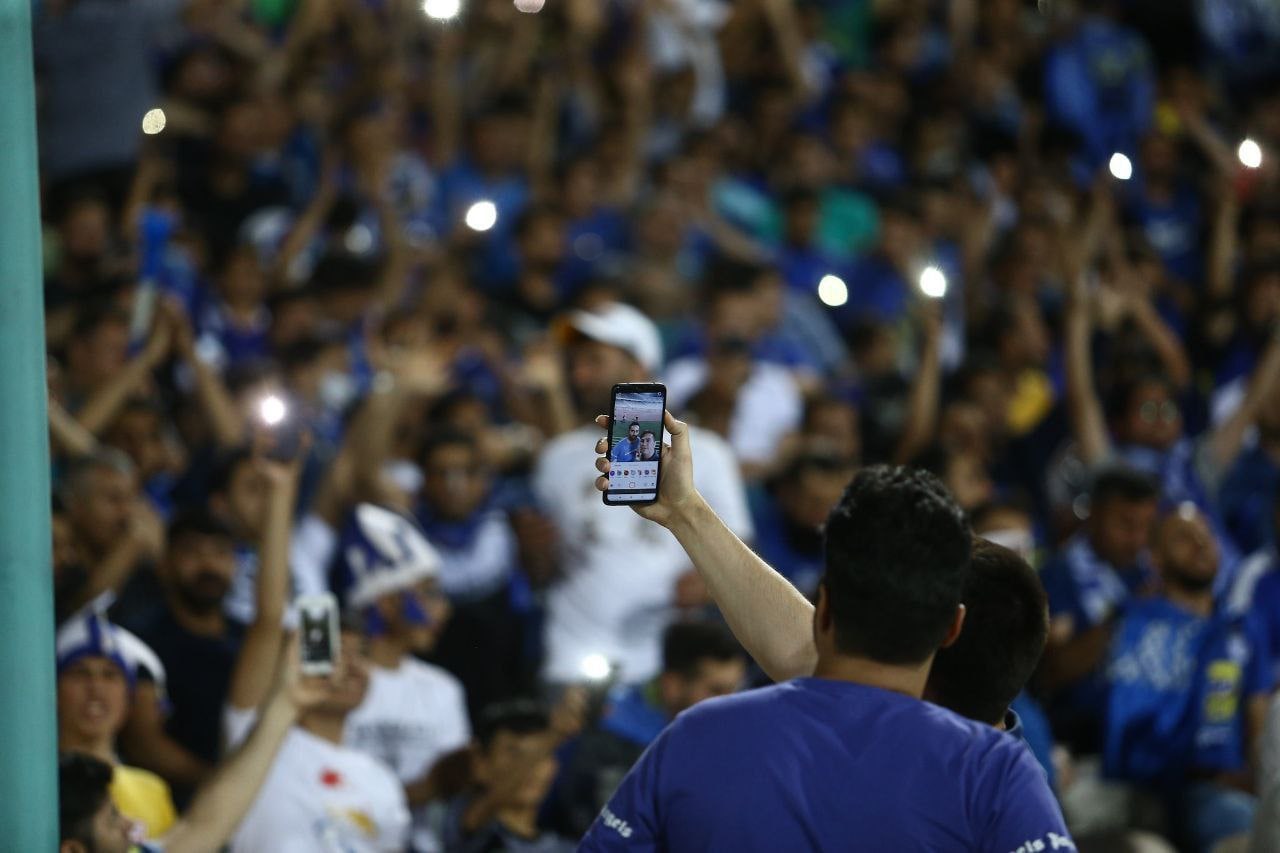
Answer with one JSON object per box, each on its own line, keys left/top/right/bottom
{"left": 604, "top": 384, "right": 666, "bottom": 505}
{"left": 298, "top": 594, "right": 339, "bottom": 674}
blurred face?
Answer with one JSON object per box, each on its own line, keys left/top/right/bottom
{"left": 68, "top": 466, "right": 136, "bottom": 556}
{"left": 706, "top": 349, "right": 751, "bottom": 398}
{"left": 422, "top": 443, "right": 489, "bottom": 521}
{"left": 568, "top": 341, "right": 641, "bottom": 413}
{"left": 105, "top": 409, "right": 166, "bottom": 479}
{"left": 806, "top": 402, "right": 860, "bottom": 461}
{"left": 310, "top": 631, "right": 372, "bottom": 716}
{"left": 165, "top": 532, "right": 236, "bottom": 614}
{"left": 217, "top": 101, "right": 264, "bottom": 161}
{"left": 627, "top": 423, "right": 640, "bottom": 442}
{"left": 61, "top": 200, "right": 111, "bottom": 265}
{"left": 475, "top": 731, "right": 558, "bottom": 810}
{"left": 218, "top": 461, "right": 269, "bottom": 538}
{"left": 72, "top": 796, "right": 135, "bottom": 853}
{"left": 639, "top": 433, "right": 657, "bottom": 459}
{"left": 58, "top": 657, "right": 128, "bottom": 747}
{"left": 1154, "top": 508, "right": 1219, "bottom": 592}
{"left": 782, "top": 468, "right": 854, "bottom": 530}
{"left": 219, "top": 248, "right": 266, "bottom": 308}
{"left": 659, "top": 658, "right": 746, "bottom": 718}
{"left": 1090, "top": 497, "right": 1158, "bottom": 568}
{"left": 69, "top": 320, "right": 129, "bottom": 388}
{"left": 945, "top": 452, "right": 994, "bottom": 512}
{"left": 383, "top": 579, "right": 451, "bottom": 652}
{"left": 520, "top": 214, "right": 565, "bottom": 270}
{"left": 1119, "top": 382, "right": 1182, "bottom": 450}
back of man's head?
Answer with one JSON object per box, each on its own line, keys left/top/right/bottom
{"left": 822, "top": 465, "right": 971, "bottom": 664}
{"left": 927, "top": 539, "right": 1049, "bottom": 725}
{"left": 662, "top": 621, "right": 743, "bottom": 678}
{"left": 59, "top": 752, "right": 113, "bottom": 849}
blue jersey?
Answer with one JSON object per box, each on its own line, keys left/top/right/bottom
{"left": 610, "top": 439, "right": 638, "bottom": 463}
{"left": 1105, "top": 597, "right": 1273, "bottom": 783}
{"left": 580, "top": 678, "right": 1071, "bottom": 853}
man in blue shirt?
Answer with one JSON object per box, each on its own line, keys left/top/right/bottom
{"left": 610, "top": 421, "right": 641, "bottom": 463}
{"left": 1104, "top": 506, "right": 1273, "bottom": 852}
{"left": 583, "top": 414, "right": 1070, "bottom": 851}
{"left": 1040, "top": 466, "right": 1159, "bottom": 751}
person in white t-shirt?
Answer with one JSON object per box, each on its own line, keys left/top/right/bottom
{"left": 540, "top": 302, "right": 753, "bottom": 684}
{"left": 225, "top": 632, "right": 412, "bottom": 853}
{"left": 334, "top": 503, "right": 472, "bottom": 853}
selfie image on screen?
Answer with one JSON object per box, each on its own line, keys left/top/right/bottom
{"left": 607, "top": 390, "right": 663, "bottom": 502}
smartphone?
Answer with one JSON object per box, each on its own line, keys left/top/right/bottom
{"left": 603, "top": 383, "right": 666, "bottom": 506}
{"left": 257, "top": 394, "right": 303, "bottom": 462}
{"left": 297, "top": 593, "right": 340, "bottom": 676}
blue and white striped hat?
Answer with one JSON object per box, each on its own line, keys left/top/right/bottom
{"left": 334, "top": 504, "right": 442, "bottom": 610}
{"left": 56, "top": 614, "right": 139, "bottom": 690}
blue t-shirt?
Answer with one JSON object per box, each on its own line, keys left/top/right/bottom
{"left": 1105, "top": 597, "right": 1273, "bottom": 783}
{"left": 580, "top": 678, "right": 1071, "bottom": 852}
{"left": 610, "top": 439, "right": 639, "bottom": 463}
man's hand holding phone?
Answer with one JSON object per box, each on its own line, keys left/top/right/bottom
{"left": 594, "top": 410, "right": 702, "bottom": 529}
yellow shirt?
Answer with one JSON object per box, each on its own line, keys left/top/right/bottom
{"left": 111, "top": 764, "right": 177, "bottom": 840}
{"left": 1007, "top": 369, "right": 1055, "bottom": 436}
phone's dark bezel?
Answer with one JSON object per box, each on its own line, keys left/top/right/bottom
{"left": 603, "top": 382, "right": 667, "bottom": 507}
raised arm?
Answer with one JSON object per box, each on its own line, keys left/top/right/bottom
{"left": 594, "top": 413, "right": 817, "bottom": 682}
{"left": 1206, "top": 327, "right": 1280, "bottom": 474}
{"left": 1064, "top": 273, "right": 1112, "bottom": 466}
{"left": 162, "top": 637, "right": 327, "bottom": 853}
{"left": 75, "top": 313, "right": 173, "bottom": 435}
{"left": 894, "top": 304, "right": 943, "bottom": 465}
{"left": 226, "top": 448, "right": 304, "bottom": 712}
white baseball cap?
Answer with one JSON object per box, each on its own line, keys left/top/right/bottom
{"left": 556, "top": 302, "right": 663, "bottom": 373}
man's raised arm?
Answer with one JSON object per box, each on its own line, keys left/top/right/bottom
{"left": 593, "top": 412, "right": 817, "bottom": 682}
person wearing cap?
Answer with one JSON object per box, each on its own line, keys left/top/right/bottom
{"left": 538, "top": 301, "right": 751, "bottom": 684}
{"left": 335, "top": 503, "right": 472, "bottom": 853}
{"left": 57, "top": 613, "right": 178, "bottom": 841}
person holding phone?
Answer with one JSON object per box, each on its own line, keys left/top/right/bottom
{"left": 537, "top": 302, "right": 751, "bottom": 684}
{"left": 580, "top": 412, "right": 1072, "bottom": 851}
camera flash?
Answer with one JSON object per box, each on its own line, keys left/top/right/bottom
{"left": 260, "top": 395, "right": 287, "bottom": 427}
{"left": 1238, "top": 138, "right": 1263, "bottom": 169}
{"left": 817, "top": 274, "right": 848, "bottom": 308}
{"left": 422, "top": 0, "right": 460, "bottom": 20}
{"left": 580, "top": 653, "right": 612, "bottom": 682}
{"left": 464, "top": 200, "right": 498, "bottom": 232}
{"left": 1108, "top": 152, "right": 1133, "bottom": 181}
{"left": 919, "top": 265, "right": 948, "bottom": 299}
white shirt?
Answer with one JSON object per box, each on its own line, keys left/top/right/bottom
{"left": 664, "top": 358, "right": 803, "bottom": 465}
{"left": 535, "top": 424, "right": 752, "bottom": 683}
{"left": 225, "top": 707, "right": 410, "bottom": 853}
{"left": 343, "top": 659, "right": 472, "bottom": 853}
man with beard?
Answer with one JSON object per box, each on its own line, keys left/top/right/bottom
{"left": 121, "top": 452, "right": 299, "bottom": 801}
{"left": 610, "top": 421, "right": 641, "bottom": 463}
{"left": 1104, "top": 505, "right": 1274, "bottom": 852}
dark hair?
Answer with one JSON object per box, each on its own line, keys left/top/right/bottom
{"left": 639, "top": 430, "right": 657, "bottom": 441}
{"left": 167, "top": 508, "right": 234, "bottom": 546}
{"left": 475, "top": 698, "right": 550, "bottom": 749}
{"left": 70, "top": 301, "right": 130, "bottom": 341}
{"left": 421, "top": 429, "right": 478, "bottom": 466}
{"left": 1090, "top": 466, "right": 1159, "bottom": 510}
{"left": 1103, "top": 373, "right": 1174, "bottom": 422}
{"left": 60, "top": 752, "right": 113, "bottom": 845}
{"left": 662, "top": 620, "right": 742, "bottom": 678}
{"left": 928, "top": 539, "right": 1048, "bottom": 724}
{"left": 310, "top": 252, "right": 383, "bottom": 296}
{"left": 208, "top": 447, "right": 255, "bottom": 497}
{"left": 822, "top": 466, "right": 971, "bottom": 664}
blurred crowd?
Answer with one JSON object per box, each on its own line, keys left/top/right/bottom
{"left": 36, "top": 0, "right": 1280, "bottom": 850}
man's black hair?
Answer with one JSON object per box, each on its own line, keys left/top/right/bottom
{"left": 639, "top": 430, "right": 657, "bottom": 441}
{"left": 60, "top": 752, "right": 113, "bottom": 846}
{"left": 702, "top": 254, "right": 772, "bottom": 297}
{"left": 662, "top": 620, "right": 743, "bottom": 679}
{"left": 167, "top": 508, "right": 234, "bottom": 547}
{"left": 1090, "top": 466, "right": 1159, "bottom": 510}
{"left": 310, "top": 252, "right": 384, "bottom": 296}
{"left": 475, "top": 698, "right": 550, "bottom": 750}
{"left": 208, "top": 447, "right": 255, "bottom": 497}
{"left": 421, "top": 428, "right": 478, "bottom": 465}
{"left": 1103, "top": 372, "right": 1175, "bottom": 422}
{"left": 821, "top": 465, "right": 971, "bottom": 664}
{"left": 928, "top": 539, "right": 1048, "bottom": 725}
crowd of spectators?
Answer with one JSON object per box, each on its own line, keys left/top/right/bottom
{"left": 35, "top": 0, "right": 1280, "bottom": 850}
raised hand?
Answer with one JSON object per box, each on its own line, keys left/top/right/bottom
{"left": 593, "top": 410, "right": 699, "bottom": 529}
